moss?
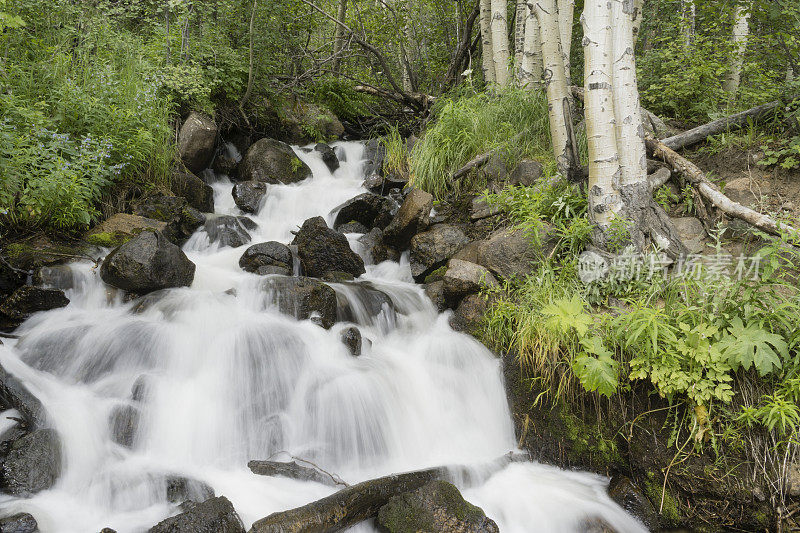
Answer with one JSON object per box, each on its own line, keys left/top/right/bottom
{"left": 559, "top": 408, "right": 622, "bottom": 468}
{"left": 424, "top": 266, "right": 448, "bottom": 285}
{"left": 643, "top": 472, "right": 682, "bottom": 523}
{"left": 85, "top": 232, "right": 129, "bottom": 248}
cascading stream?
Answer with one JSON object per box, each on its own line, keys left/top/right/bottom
{"left": 0, "top": 142, "right": 647, "bottom": 532}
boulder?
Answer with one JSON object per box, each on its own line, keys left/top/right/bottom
{"left": 165, "top": 476, "right": 215, "bottom": 504}
{"left": 1, "top": 237, "right": 88, "bottom": 273}
{"left": 478, "top": 153, "right": 512, "bottom": 184}
{"left": 424, "top": 281, "right": 447, "bottom": 312}
{"left": 294, "top": 217, "right": 365, "bottom": 278}
{"left": 362, "top": 173, "right": 409, "bottom": 195}
{"left": 85, "top": 214, "right": 167, "bottom": 248}
{"left": 239, "top": 138, "right": 311, "bottom": 185}
{"left": 262, "top": 276, "right": 338, "bottom": 329}
{"left": 0, "top": 258, "right": 25, "bottom": 301}
{"left": 340, "top": 327, "right": 362, "bottom": 356}
{"left": 409, "top": 225, "right": 470, "bottom": 282}
{"left": 248, "top": 460, "right": 338, "bottom": 487}
{"left": 376, "top": 480, "right": 499, "bottom": 533}
{"left": 315, "top": 143, "right": 339, "bottom": 172}
{"left": 476, "top": 226, "right": 555, "bottom": 281}
{"left": 148, "top": 496, "right": 245, "bottom": 533}
{"left": 0, "top": 513, "right": 38, "bottom": 533}
{"left": 383, "top": 189, "right": 433, "bottom": 250}
{"left": 470, "top": 197, "right": 501, "bottom": 221}
{"left": 100, "top": 231, "right": 196, "bottom": 294}
{"left": 204, "top": 216, "right": 255, "bottom": 249}
{"left": 363, "top": 139, "right": 386, "bottom": 177}
{"left": 508, "top": 159, "right": 544, "bottom": 187}
{"left": 337, "top": 222, "right": 370, "bottom": 235}
{"left": 723, "top": 177, "right": 766, "bottom": 208}
{"left": 358, "top": 229, "right": 399, "bottom": 264}
{"left": 449, "top": 294, "right": 488, "bottom": 333}
{"left": 279, "top": 101, "right": 344, "bottom": 144}
{"left": 321, "top": 271, "right": 355, "bottom": 283}
{"left": 335, "top": 282, "right": 395, "bottom": 327}
{"left": 332, "top": 193, "right": 397, "bottom": 231}
{"left": 133, "top": 195, "right": 206, "bottom": 243}
{"left": 608, "top": 476, "right": 658, "bottom": 530}
{"left": 670, "top": 216, "right": 707, "bottom": 254}
{"left": 109, "top": 404, "right": 139, "bottom": 448}
{"left": 0, "top": 362, "right": 44, "bottom": 428}
{"left": 0, "top": 429, "right": 62, "bottom": 496}
{"left": 232, "top": 181, "right": 268, "bottom": 214}
{"left": 178, "top": 112, "right": 218, "bottom": 174}
{"left": 33, "top": 265, "right": 75, "bottom": 291}
{"left": 443, "top": 260, "right": 499, "bottom": 304}
{"left": 171, "top": 169, "right": 215, "bottom": 213}
{"left": 0, "top": 286, "right": 70, "bottom": 323}
{"left": 239, "top": 242, "right": 293, "bottom": 276}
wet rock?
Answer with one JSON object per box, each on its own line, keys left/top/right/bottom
{"left": 362, "top": 173, "right": 409, "bottom": 195}
{"left": 443, "top": 259, "right": 499, "bottom": 305}
{"left": 178, "top": 112, "right": 218, "bottom": 174}
{"left": 337, "top": 222, "right": 370, "bottom": 235}
{"left": 100, "top": 231, "right": 196, "bottom": 294}
{"left": 1, "top": 237, "right": 88, "bottom": 274}
{"left": 340, "top": 327, "right": 362, "bottom": 356}
{"left": 109, "top": 404, "right": 139, "bottom": 448}
{"left": 332, "top": 193, "right": 397, "bottom": 231}
{"left": 133, "top": 195, "right": 206, "bottom": 243}
{"left": 262, "top": 276, "right": 338, "bottom": 329}
{"left": 148, "top": 496, "right": 245, "bottom": 533}
{"left": 321, "top": 271, "right": 355, "bottom": 283}
{"left": 0, "top": 512, "right": 38, "bottom": 533}
{"left": 204, "top": 216, "right": 255, "bottom": 248}
{"left": 166, "top": 476, "right": 215, "bottom": 504}
{"left": 239, "top": 242, "right": 293, "bottom": 276}
{"left": 0, "top": 428, "right": 62, "bottom": 496}
{"left": 279, "top": 101, "right": 344, "bottom": 144}
{"left": 232, "top": 181, "right": 268, "bottom": 214}
{"left": 99, "top": 529, "right": 116, "bottom": 533}
{"left": 424, "top": 281, "right": 447, "bottom": 312}
{"left": 476, "top": 226, "right": 556, "bottom": 281}
{"left": 85, "top": 214, "right": 168, "bottom": 248}
{"left": 239, "top": 138, "right": 311, "bottom": 185}
{"left": 294, "top": 217, "right": 365, "bottom": 278}
{"left": 0, "top": 362, "right": 44, "bottom": 428}
{"left": 362, "top": 139, "right": 386, "bottom": 177}
{"left": 0, "top": 258, "right": 26, "bottom": 301}
{"left": 449, "top": 294, "right": 488, "bottom": 333}
{"left": 358, "top": 229, "right": 400, "bottom": 264}
{"left": 470, "top": 197, "right": 501, "bottom": 221}
{"left": 383, "top": 189, "right": 433, "bottom": 250}
{"left": 248, "top": 460, "right": 339, "bottom": 487}
{"left": 171, "top": 169, "right": 215, "bottom": 213}
{"left": 212, "top": 149, "right": 239, "bottom": 177}
{"left": 608, "top": 476, "right": 657, "bottom": 530}
{"left": 409, "top": 225, "right": 470, "bottom": 282}
{"left": 508, "top": 159, "right": 544, "bottom": 187}
{"left": 334, "top": 282, "right": 395, "bottom": 329}
{"left": 377, "top": 480, "right": 499, "bottom": 533}
{"left": 315, "top": 143, "right": 339, "bottom": 172}
{"left": 670, "top": 216, "right": 707, "bottom": 254}
{"left": 581, "top": 518, "right": 616, "bottom": 533}
{"left": 32, "top": 265, "right": 74, "bottom": 291}
{"left": 131, "top": 375, "right": 152, "bottom": 403}
{"left": 0, "top": 286, "right": 70, "bottom": 323}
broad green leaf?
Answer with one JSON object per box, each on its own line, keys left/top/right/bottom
{"left": 719, "top": 317, "right": 788, "bottom": 376}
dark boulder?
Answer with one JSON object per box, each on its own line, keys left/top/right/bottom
{"left": 409, "top": 225, "right": 470, "bottom": 282}
{"left": 363, "top": 139, "right": 386, "bottom": 177}
{"left": 172, "top": 169, "right": 215, "bottom": 213}
{"left": 383, "top": 189, "right": 433, "bottom": 250}
{"left": 100, "top": 231, "right": 196, "bottom": 294}
{"left": 148, "top": 496, "right": 245, "bottom": 533}
{"left": 476, "top": 226, "right": 556, "bottom": 281}
{"left": 232, "top": 181, "right": 268, "bottom": 214}
{"left": 0, "top": 513, "right": 38, "bottom": 533}
{"left": 85, "top": 214, "right": 168, "bottom": 249}
{"left": 261, "top": 276, "right": 338, "bottom": 329}
{"left": 0, "top": 286, "right": 69, "bottom": 323}
{"left": 109, "top": 404, "right": 139, "bottom": 448}
{"left": 0, "top": 258, "right": 25, "bottom": 301}
{"left": 294, "top": 217, "right": 365, "bottom": 278}
{"left": 315, "top": 143, "right": 339, "bottom": 172}
{"left": 362, "top": 173, "right": 409, "bottom": 195}
{"left": 239, "top": 138, "right": 311, "bottom": 185}
{"left": 165, "top": 475, "right": 215, "bottom": 504}
{"left": 358, "top": 229, "right": 399, "bottom": 265}
{"left": 212, "top": 150, "right": 239, "bottom": 177}
{"left": 248, "top": 460, "right": 339, "bottom": 487}
{"left": 33, "top": 265, "right": 75, "bottom": 291}
{"left": 340, "top": 327, "right": 362, "bottom": 356}
{"left": 177, "top": 112, "right": 218, "bottom": 174}
{"left": 0, "top": 362, "right": 44, "bottom": 428}
{"left": 133, "top": 195, "right": 206, "bottom": 243}
{"left": 239, "top": 242, "right": 293, "bottom": 276}
{"left": 332, "top": 193, "right": 397, "bottom": 231}
{"left": 608, "top": 476, "right": 658, "bottom": 530}
{"left": 442, "top": 259, "right": 499, "bottom": 305}
{"left": 376, "top": 480, "right": 499, "bottom": 533}
{"left": 0, "top": 429, "right": 62, "bottom": 496}
{"left": 449, "top": 294, "right": 488, "bottom": 334}
{"left": 204, "top": 216, "right": 255, "bottom": 249}
{"left": 337, "top": 222, "right": 369, "bottom": 235}
{"left": 509, "top": 159, "right": 544, "bottom": 187}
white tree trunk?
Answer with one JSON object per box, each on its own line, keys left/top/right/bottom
{"left": 723, "top": 3, "right": 751, "bottom": 96}
{"left": 514, "top": 0, "right": 527, "bottom": 81}
{"left": 682, "top": 0, "right": 695, "bottom": 49}
{"left": 332, "top": 0, "right": 348, "bottom": 71}
{"left": 632, "top": 0, "right": 645, "bottom": 43}
{"left": 491, "top": 0, "right": 511, "bottom": 86}
{"left": 582, "top": 0, "right": 621, "bottom": 237}
{"left": 480, "top": 0, "right": 497, "bottom": 84}
{"left": 788, "top": 66, "right": 795, "bottom": 82}
{"left": 557, "top": 0, "right": 574, "bottom": 85}
{"left": 520, "top": 0, "right": 543, "bottom": 85}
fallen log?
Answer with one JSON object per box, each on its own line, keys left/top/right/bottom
{"left": 646, "top": 137, "right": 797, "bottom": 238}
{"left": 660, "top": 100, "right": 781, "bottom": 151}
{"left": 248, "top": 460, "right": 346, "bottom": 488}
{"left": 248, "top": 452, "right": 527, "bottom": 533}
{"left": 353, "top": 85, "right": 435, "bottom": 110}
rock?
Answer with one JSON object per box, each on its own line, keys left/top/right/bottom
{"left": 315, "top": 143, "right": 339, "bottom": 172}
{"left": 294, "top": 217, "right": 365, "bottom": 278}
{"left": 424, "top": 281, "right": 447, "bottom": 312}
{"left": 0, "top": 513, "right": 38, "bottom": 533}
{"left": 362, "top": 173, "right": 409, "bottom": 195}
{"left": 449, "top": 294, "right": 488, "bottom": 333}
{"left": 232, "top": 181, "right": 268, "bottom": 214}
{"left": 0, "top": 429, "right": 62, "bottom": 496}
{"left": 32, "top": 265, "right": 73, "bottom": 292}
{"left": 358, "top": 229, "right": 399, "bottom": 264}
{"left": 248, "top": 460, "right": 338, "bottom": 487}
{"left": 363, "top": 139, "right": 386, "bottom": 177}
{"left": 239, "top": 138, "right": 312, "bottom": 185}
{"left": 337, "top": 222, "right": 370, "bottom": 234}
{"left": 0, "top": 362, "right": 44, "bottom": 428}
{"left": 508, "top": 159, "right": 544, "bottom": 186}
{"left": 178, "top": 112, "right": 218, "bottom": 174}
{"left": 340, "top": 327, "right": 362, "bottom": 356}
{"left": 321, "top": 271, "right": 355, "bottom": 283}
{"left": 608, "top": 476, "right": 658, "bottom": 530}
{"left": 335, "top": 282, "right": 395, "bottom": 327}
{"left": 0, "top": 258, "right": 25, "bottom": 301}
{"left": 476, "top": 226, "right": 555, "bottom": 281}
{"left": 332, "top": 193, "right": 397, "bottom": 231}
{"left": 1, "top": 237, "right": 87, "bottom": 274}
{"left": 0, "top": 286, "right": 70, "bottom": 322}
{"left": 409, "top": 225, "right": 470, "bottom": 282}
{"left": 261, "top": 276, "right": 338, "bottom": 329}
{"left": 470, "top": 197, "right": 501, "bottom": 221}
{"left": 376, "top": 480, "right": 499, "bottom": 533}
{"left": 452, "top": 241, "right": 482, "bottom": 264}
{"left": 383, "top": 189, "right": 433, "bottom": 250}
{"left": 478, "top": 152, "right": 512, "bottom": 184}
{"left": 670, "top": 216, "right": 707, "bottom": 254}
{"left": 239, "top": 242, "right": 293, "bottom": 276}
{"left": 165, "top": 476, "right": 215, "bottom": 504}
{"left": 131, "top": 375, "right": 152, "bottom": 403}
{"left": 723, "top": 177, "right": 766, "bottom": 208}
{"left": 212, "top": 147, "right": 239, "bottom": 177}
{"left": 788, "top": 463, "right": 800, "bottom": 497}
{"left": 204, "top": 216, "right": 255, "bottom": 248}
{"left": 171, "top": 169, "right": 215, "bottom": 213}
{"left": 148, "top": 496, "right": 245, "bottom": 533}
{"left": 85, "top": 213, "right": 168, "bottom": 248}
{"left": 100, "top": 231, "right": 196, "bottom": 294}
{"left": 443, "top": 260, "right": 499, "bottom": 305}
{"left": 581, "top": 518, "right": 617, "bottom": 533}
{"left": 133, "top": 195, "right": 206, "bottom": 243}
{"left": 109, "top": 404, "right": 139, "bottom": 448}
{"left": 279, "top": 101, "right": 344, "bottom": 144}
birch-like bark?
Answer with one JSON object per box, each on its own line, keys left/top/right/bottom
{"left": 332, "top": 0, "right": 348, "bottom": 71}
{"left": 480, "top": 0, "right": 497, "bottom": 84}
{"left": 632, "top": 0, "right": 644, "bottom": 44}
{"left": 514, "top": 0, "right": 527, "bottom": 81}
{"left": 682, "top": 0, "right": 695, "bottom": 49}
{"left": 582, "top": 0, "right": 621, "bottom": 239}
{"left": 520, "top": 0, "right": 543, "bottom": 85}
{"left": 722, "top": 3, "right": 751, "bottom": 96}
{"left": 491, "top": 0, "right": 512, "bottom": 86}
{"left": 557, "top": 0, "right": 574, "bottom": 85}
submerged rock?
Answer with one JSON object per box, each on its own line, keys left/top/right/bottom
{"left": 171, "top": 169, "right": 215, "bottom": 213}
{"left": 0, "top": 286, "right": 69, "bottom": 323}
{"left": 109, "top": 404, "right": 139, "bottom": 448}
{"left": 232, "top": 181, "right": 268, "bottom": 214}
{"left": 248, "top": 460, "right": 339, "bottom": 487}
{"left": 178, "top": 112, "right": 218, "bottom": 174}
{"left": 239, "top": 138, "right": 311, "bottom": 185}
{"left": 358, "top": 229, "right": 399, "bottom": 265}
{"left": 0, "top": 362, "right": 44, "bottom": 428}
{"left": 261, "top": 276, "right": 338, "bottom": 329}
{"left": 339, "top": 327, "right": 362, "bottom": 356}
{"left": 409, "top": 225, "right": 470, "bottom": 282}
{"left": 376, "top": 480, "right": 499, "bottom": 533}
{"left": 148, "top": 496, "right": 245, "bottom": 533}
{"left": 100, "top": 231, "right": 196, "bottom": 294}
{"left": 294, "top": 217, "right": 365, "bottom": 278}
{"left": 204, "top": 216, "right": 255, "bottom": 248}
{"left": 0, "top": 512, "right": 38, "bottom": 533}
{"left": 0, "top": 428, "right": 62, "bottom": 496}
{"left": 85, "top": 213, "right": 168, "bottom": 248}
{"left": 33, "top": 265, "right": 75, "bottom": 291}
{"left": 332, "top": 193, "right": 397, "bottom": 231}
{"left": 315, "top": 143, "right": 339, "bottom": 172}
{"left": 239, "top": 242, "right": 293, "bottom": 276}
{"left": 382, "top": 189, "right": 433, "bottom": 250}
{"left": 165, "top": 475, "right": 216, "bottom": 504}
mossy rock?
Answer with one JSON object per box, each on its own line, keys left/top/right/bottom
{"left": 84, "top": 214, "right": 167, "bottom": 249}
{"left": 3, "top": 237, "right": 89, "bottom": 272}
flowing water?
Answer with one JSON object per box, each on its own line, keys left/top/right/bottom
{"left": 0, "top": 142, "right": 647, "bottom": 532}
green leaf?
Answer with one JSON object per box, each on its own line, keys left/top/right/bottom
{"left": 541, "top": 295, "right": 593, "bottom": 336}
{"left": 573, "top": 336, "right": 619, "bottom": 397}
{"left": 719, "top": 317, "right": 788, "bottom": 376}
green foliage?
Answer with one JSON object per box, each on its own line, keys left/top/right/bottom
{"left": 758, "top": 137, "right": 800, "bottom": 170}
{"left": 306, "top": 77, "right": 373, "bottom": 123}
{"left": 382, "top": 126, "right": 410, "bottom": 180}
{"left": 719, "top": 317, "right": 789, "bottom": 376}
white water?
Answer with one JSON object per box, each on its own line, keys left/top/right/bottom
{"left": 0, "top": 142, "right": 646, "bottom": 532}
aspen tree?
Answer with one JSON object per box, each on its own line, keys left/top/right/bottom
{"left": 632, "top": 0, "right": 644, "bottom": 44}
{"left": 520, "top": 0, "right": 543, "bottom": 84}
{"left": 480, "top": 0, "right": 497, "bottom": 84}
{"left": 491, "top": 0, "right": 511, "bottom": 86}
{"left": 723, "top": 2, "right": 752, "bottom": 96}
{"left": 332, "top": 0, "right": 348, "bottom": 71}
{"left": 514, "top": 0, "right": 527, "bottom": 81}
{"left": 557, "top": 0, "right": 574, "bottom": 84}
